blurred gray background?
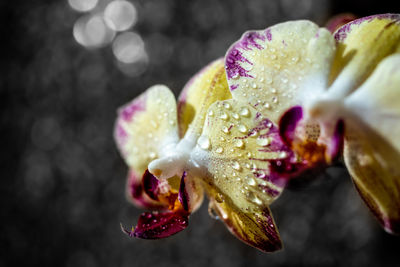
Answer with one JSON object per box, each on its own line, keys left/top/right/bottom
{"left": 1, "top": 0, "right": 400, "bottom": 266}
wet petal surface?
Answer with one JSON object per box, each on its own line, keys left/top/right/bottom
{"left": 114, "top": 85, "right": 179, "bottom": 174}
{"left": 225, "top": 20, "right": 335, "bottom": 123}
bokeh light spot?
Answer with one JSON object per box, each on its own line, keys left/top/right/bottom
{"left": 112, "top": 31, "right": 146, "bottom": 64}
{"left": 104, "top": 0, "right": 138, "bottom": 32}
{"left": 68, "top": 0, "right": 98, "bottom": 12}
{"left": 73, "top": 14, "right": 116, "bottom": 48}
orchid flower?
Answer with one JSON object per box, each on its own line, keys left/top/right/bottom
{"left": 114, "top": 58, "right": 289, "bottom": 252}
{"left": 114, "top": 13, "right": 400, "bottom": 253}
{"left": 225, "top": 13, "right": 400, "bottom": 234}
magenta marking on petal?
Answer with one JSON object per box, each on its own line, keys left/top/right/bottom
{"left": 225, "top": 48, "right": 253, "bottom": 81}
{"left": 230, "top": 84, "right": 239, "bottom": 91}
{"left": 259, "top": 185, "right": 280, "bottom": 197}
{"left": 327, "top": 119, "right": 345, "bottom": 161}
{"left": 254, "top": 209, "right": 282, "bottom": 251}
{"left": 334, "top": 13, "right": 400, "bottom": 42}
{"left": 178, "top": 172, "right": 189, "bottom": 211}
{"left": 225, "top": 31, "right": 267, "bottom": 81}
{"left": 279, "top": 106, "right": 303, "bottom": 146}
{"left": 133, "top": 211, "right": 189, "bottom": 239}
{"left": 142, "top": 170, "right": 160, "bottom": 201}
{"left": 265, "top": 28, "right": 272, "bottom": 41}
{"left": 120, "top": 98, "right": 146, "bottom": 122}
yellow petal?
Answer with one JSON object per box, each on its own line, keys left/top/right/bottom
{"left": 330, "top": 14, "right": 400, "bottom": 96}
{"left": 206, "top": 185, "right": 282, "bottom": 253}
{"left": 194, "top": 99, "right": 289, "bottom": 214}
{"left": 343, "top": 54, "right": 400, "bottom": 234}
{"left": 114, "top": 85, "right": 179, "bottom": 174}
{"left": 177, "top": 58, "right": 232, "bottom": 138}
{"left": 225, "top": 20, "right": 336, "bottom": 124}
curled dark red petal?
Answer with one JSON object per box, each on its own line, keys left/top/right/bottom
{"left": 279, "top": 106, "right": 303, "bottom": 146}
{"left": 122, "top": 210, "right": 189, "bottom": 239}
{"left": 142, "top": 169, "right": 160, "bottom": 201}
{"left": 178, "top": 172, "right": 189, "bottom": 211}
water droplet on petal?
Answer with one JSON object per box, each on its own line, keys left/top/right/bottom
{"left": 208, "top": 110, "right": 214, "bottom": 116}
{"left": 223, "top": 102, "right": 231, "bottom": 110}
{"left": 239, "top": 107, "right": 250, "bottom": 117}
{"left": 256, "top": 137, "right": 270, "bottom": 146}
{"left": 232, "top": 161, "right": 241, "bottom": 171}
{"left": 197, "top": 135, "right": 211, "bottom": 150}
{"left": 221, "top": 126, "right": 230, "bottom": 134}
{"left": 232, "top": 113, "right": 239, "bottom": 120}
{"left": 234, "top": 139, "right": 244, "bottom": 148}
{"left": 220, "top": 112, "right": 229, "bottom": 120}
{"left": 238, "top": 125, "right": 247, "bottom": 133}
{"left": 245, "top": 176, "right": 256, "bottom": 186}
{"left": 246, "top": 191, "right": 262, "bottom": 205}
{"left": 215, "top": 147, "right": 223, "bottom": 154}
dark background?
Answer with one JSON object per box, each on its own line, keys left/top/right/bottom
{"left": 1, "top": 0, "right": 400, "bottom": 266}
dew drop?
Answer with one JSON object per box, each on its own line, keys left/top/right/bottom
{"left": 279, "top": 151, "right": 288, "bottom": 158}
{"left": 246, "top": 191, "right": 262, "bottom": 205}
{"left": 271, "top": 88, "right": 277, "bottom": 94}
{"left": 216, "top": 147, "right": 224, "bottom": 154}
{"left": 239, "top": 107, "right": 250, "bottom": 117}
{"left": 149, "top": 152, "right": 157, "bottom": 159}
{"left": 208, "top": 110, "right": 214, "bottom": 116}
{"left": 234, "top": 139, "right": 244, "bottom": 148}
{"left": 197, "top": 135, "right": 211, "bottom": 150}
{"left": 264, "top": 103, "right": 271, "bottom": 109}
{"left": 232, "top": 73, "right": 239, "bottom": 79}
{"left": 252, "top": 83, "right": 258, "bottom": 89}
{"left": 232, "top": 113, "right": 239, "bottom": 120}
{"left": 238, "top": 125, "right": 248, "bottom": 133}
{"left": 232, "top": 161, "right": 241, "bottom": 171}
{"left": 220, "top": 112, "right": 229, "bottom": 120}
{"left": 272, "top": 97, "right": 278, "bottom": 103}
{"left": 223, "top": 102, "right": 231, "bottom": 110}
{"left": 220, "top": 136, "right": 226, "bottom": 141}
{"left": 256, "top": 137, "right": 270, "bottom": 146}
{"left": 221, "top": 126, "right": 230, "bottom": 133}
{"left": 245, "top": 176, "right": 256, "bottom": 186}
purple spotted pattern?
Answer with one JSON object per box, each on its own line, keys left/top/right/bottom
{"left": 234, "top": 114, "right": 304, "bottom": 190}
{"left": 253, "top": 208, "right": 282, "bottom": 251}
{"left": 334, "top": 13, "right": 400, "bottom": 42}
{"left": 225, "top": 29, "right": 272, "bottom": 88}
{"left": 122, "top": 210, "right": 189, "bottom": 239}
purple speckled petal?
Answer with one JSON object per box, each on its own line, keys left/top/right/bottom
{"left": 209, "top": 197, "right": 282, "bottom": 253}
{"left": 224, "top": 20, "right": 335, "bottom": 125}
{"left": 122, "top": 210, "right": 189, "bottom": 239}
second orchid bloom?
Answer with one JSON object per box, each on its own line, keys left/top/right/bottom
{"left": 115, "top": 14, "right": 400, "bottom": 252}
